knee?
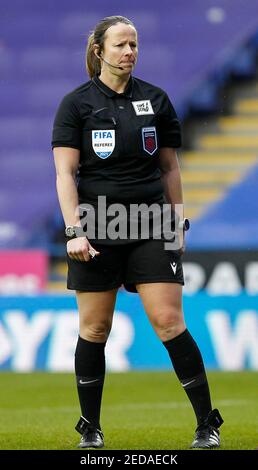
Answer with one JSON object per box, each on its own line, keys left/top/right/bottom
{"left": 80, "top": 319, "right": 112, "bottom": 342}
{"left": 152, "top": 308, "right": 186, "bottom": 341}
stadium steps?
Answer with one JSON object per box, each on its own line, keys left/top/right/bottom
{"left": 46, "top": 281, "right": 68, "bottom": 293}
{"left": 182, "top": 151, "right": 257, "bottom": 165}
{"left": 234, "top": 98, "right": 258, "bottom": 114}
{"left": 199, "top": 134, "right": 258, "bottom": 150}
{"left": 182, "top": 84, "right": 258, "bottom": 220}
{"left": 182, "top": 168, "right": 244, "bottom": 184}
{"left": 48, "top": 261, "right": 67, "bottom": 292}
{"left": 218, "top": 116, "right": 258, "bottom": 132}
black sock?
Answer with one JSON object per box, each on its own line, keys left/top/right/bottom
{"left": 163, "top": 329, "right": 212, "bottom": 425}
{"left": 75, "top": 336, "right": 106, "bottom": 429}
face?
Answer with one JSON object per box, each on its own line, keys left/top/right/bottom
{"left": 100, "top": 23, "right": 138, "bottom": 74}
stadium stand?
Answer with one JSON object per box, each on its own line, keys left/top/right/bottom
{"left": 0, "top": 0, "right": 258, "bottom": 258}
{"left": 182, "top": 77, "right": 258, "bottom": 220}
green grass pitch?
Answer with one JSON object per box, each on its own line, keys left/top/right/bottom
{"left": 0, "top": 371, "right": 257, "bottom": 450}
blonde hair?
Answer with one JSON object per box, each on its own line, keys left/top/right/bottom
{"left": 86, "top": 16, "right": 135, "bottom": 79}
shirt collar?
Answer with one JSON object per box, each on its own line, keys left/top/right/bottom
{"left": 92, "top": 75, "right": 133, "bottom": 98}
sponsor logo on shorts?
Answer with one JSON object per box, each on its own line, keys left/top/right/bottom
{"left": 170, "top": 262, "right": 177, "bottom": 274}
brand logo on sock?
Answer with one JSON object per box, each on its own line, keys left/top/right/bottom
{"left": 170, "top": 262, "right": 177, "bottom": 274}
{"left": 79, "top": 379, "right": 99, "bottom": 385}
{"left": 182, "top": 379, "right": 195, "bottom": 388}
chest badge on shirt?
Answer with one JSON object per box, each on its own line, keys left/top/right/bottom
{"left": 132, "top": 100, "right": 154, "bottom": 115}
{"left": 92, "top": 130, "right": 115, "bottom": 159}
{"left": 142, "top": 126, "right": 158, "bottom": 155}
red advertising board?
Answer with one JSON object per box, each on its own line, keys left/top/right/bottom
{"left": 0, "top": 251, "right": 48, "bottom": 294}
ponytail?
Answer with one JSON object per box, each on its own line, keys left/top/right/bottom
{"left": 86, "top": 32, "right": 101, "bottom": 79}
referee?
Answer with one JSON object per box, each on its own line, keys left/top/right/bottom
{"left": 52, "top": 15, "right": 223, "bottom": 449}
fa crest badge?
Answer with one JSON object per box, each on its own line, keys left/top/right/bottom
{"left": 142, "top": 126, "right": 158, "bottom": 155}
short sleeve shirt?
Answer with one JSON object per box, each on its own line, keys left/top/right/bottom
{"left": 52, "top": 75, "right": 181, "bottom": 242}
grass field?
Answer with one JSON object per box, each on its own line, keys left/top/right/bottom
{"left": 0, "top": 371, "right": 257, "bottom": 450}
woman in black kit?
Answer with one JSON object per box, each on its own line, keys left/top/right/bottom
{"left": 52, "top": 15, "right": 223, "bottom": 449}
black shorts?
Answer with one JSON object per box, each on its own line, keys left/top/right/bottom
{"left": 67, "top": 239, "right": 184, "bottom": 293}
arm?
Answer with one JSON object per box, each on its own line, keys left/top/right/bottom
{"left": 53, "top": 147, "right": 100, "bottom": 261}
{"left": 158, "top": 147, "right": 183, "bottom": 211}
{"left": 54, "top": 147, "right": 81, "bottom": 226}
{"left": 158, "top": 147, "right": 185, "bottom": 251}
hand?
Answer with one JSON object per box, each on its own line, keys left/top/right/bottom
{"left": 67, "top": 237, "right": 100, "bottom": 262}
{"left": 178, "top": 219, "right": 189, "bottom": 256}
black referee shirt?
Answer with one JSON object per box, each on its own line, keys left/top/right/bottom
{"left": 52, "top": 75, "right": 181, "bottom": 243}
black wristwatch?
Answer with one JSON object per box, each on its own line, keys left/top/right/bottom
{"left": 65, "top": 226, "right": 84, "bottom": 239}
